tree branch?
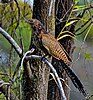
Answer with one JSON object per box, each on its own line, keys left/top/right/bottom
{"left": 0, "top": 85, "right": 19, "bottom": 100}
{"left": 0, "top": 27, "right": 66, "bottom": 99}
{"left": 14, "top": 0, "right": 20, "bottom": 29}
{"left": 0, "top": 27, "right": 22, "bottom": 57}
{"left": 25, "top": 55, "right": 67, "bottom": 100}
{"left": 0, "top": 79, "right": 19, "bottom": 100}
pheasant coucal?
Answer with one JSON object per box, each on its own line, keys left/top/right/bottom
{"left": 26, "top": 19, "right": 88, "bottom": 98}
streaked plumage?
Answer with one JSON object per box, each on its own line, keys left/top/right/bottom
{"left": 26, "top": 19, "right": 71, "bottom": 65}
{"left": 26, "top": 19, "right": 88, "bottom": 98}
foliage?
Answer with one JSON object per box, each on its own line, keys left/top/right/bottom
{"left": 55, "top": 0, "right": 93, "bottom": 98}
{"left": 0, "top": 0, "right": 32, "bottom": 99}
{"left": 0, "top": 0, "right": 93, "bottom": 99}
{"left": 57, "top": 0, "right": 93, "bottom": 42}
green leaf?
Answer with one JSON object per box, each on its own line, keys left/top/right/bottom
{"left": 90, "top": 58, "right": 93, "bottom": 61}
{"left": 73, "top": 5, "right": 86, "bottom": 11}
{"left": 74, "top": 0, "right": 80, "bottom": 4}
{"left": 65, "top": 20, "right": 78, "bottom": 27}
{"left": 58, "top": 31, "right": 74, "bottom": 36}
{"left": 57, "top": 34, "right": 77, "bottom": 41}
{"left": 84, "top": 53, "right": 91, "bottom": 60}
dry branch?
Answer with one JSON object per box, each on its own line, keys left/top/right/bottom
{"left": 0, "top": 27, "right": 22, "bottom": 57}
{"left": 0, "top": 27, "right": 66, "bottom": 99}
{"left": 25, "top": 54, "right": 67, "bottom": 100}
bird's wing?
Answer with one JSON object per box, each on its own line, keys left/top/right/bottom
{"left": 59, "top": 43, "right": 72, "bottom": 62}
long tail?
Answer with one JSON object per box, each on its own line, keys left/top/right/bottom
{"left": 61, "top": 61, "right": 89, "bottom": 98}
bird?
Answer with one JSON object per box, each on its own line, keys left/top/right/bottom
{"left": 26, "top": 19, "right": 88, "bottom": 98}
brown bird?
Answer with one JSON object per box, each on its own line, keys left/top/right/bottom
{"left": 26, "top": 19, "right": 88, "bottom": 98}
{"left": 26, "top": 19, "right": 71, "bottom": 65}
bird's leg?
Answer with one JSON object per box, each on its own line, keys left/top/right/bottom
{"left": 41, "top": 54, "right": 48, "bottom": 61}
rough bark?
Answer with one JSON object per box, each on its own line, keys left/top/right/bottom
{"left": 31, "top": 1, "right": 50, "bottom": 100}
{"left": 22, "top": 0, "right": 50, "bottom": 100}
{"left": 22, "top": 0, "right": 74, "bottom": 100}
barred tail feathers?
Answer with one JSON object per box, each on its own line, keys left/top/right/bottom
{"left": 60, "top": 61, "right": 88, "bottom": 98}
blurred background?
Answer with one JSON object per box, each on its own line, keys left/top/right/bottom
{"left": 0, "top": 0, "right": 93, "bottom": 100}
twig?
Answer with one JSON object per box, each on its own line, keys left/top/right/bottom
{"left": 12, "top": 59, "right": 22, "bottom": 81}
{"left": 0, "top": 80, "right": 19, "bottom": 100}
{"left": 12, "top": 48, "right": 35, "bottom": 82}
{"left": 75, "top": 23, "right": 93, "bottom": 63}
{"left": 20, "top": 49, "right": 35, "bottom": 70}
{"left": 25, "top": 55, "right": 67, "bottom": 100}
{"left": 49, "top": 73, "right": 71, "bottom": 90}
{"left": 0, "top": 27, "right": 66, "bottom": 99}
{"left": 0, "top": 80, "right": 10, "bottom": 87}
{"left": 19, "top": 49, "right": 35, "bottom": 100}
{"left": 0, "top": 1, "right": 13, "bottom": 5}
{"left": 19, "top": 48, "right": 35, "bottom": 76}
{"left": 14, "top": 0, "right": 20, "bottom": 29}
{"left": 0, "top": 27, "right": 22, "bottom": 57}
{"left": 48, "top": 0, "right": 53, "bottom": 16}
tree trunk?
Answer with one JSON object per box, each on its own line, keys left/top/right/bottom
{"left": 22, "top": 0, "right": 50, "bottom": 100}
{"left": 22, "top": 0, "right": 75, "bottom": 100}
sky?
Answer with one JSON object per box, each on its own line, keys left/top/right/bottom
{"left": 27, "top": 0, "right": 33, "bottom": 6}
{"left": 21, "top": 0, "right": 33, "bottom": 6}
{"left": 0, "top": 0, "right": 33, "bottom": 5}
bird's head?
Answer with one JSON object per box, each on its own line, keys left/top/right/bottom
{"left": 25, "top": 19, "right": 46, "bottom": 35}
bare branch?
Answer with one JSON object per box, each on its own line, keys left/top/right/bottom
{"left": 0, "top": 85, "right": 19, "bottom": 100}
{"left": 0, "top": 79, "right": 19, "bottom": 100}
{"left": 12, "top": 59, "right": 22, "bottom": 81}
{"left": 0, "top": 80, "right": 10, "bottom": 87}
{"left": 25, "top": 55, "right": 67, "bottom": 100}
{"left": 0, "top": 0, "right": 13, "bottom": 5}
{"left": 14, "top": 0, "right": 20, "bottom": 29}
{"left": 19, "top": 49, "right": 35, "bottom": 78}
{"left": 12, "top": 48, "right": 35, "bottom": 82}
{"left": 48, "top": 0, "right": 53, "bottom": 16}
{"left": 0, "top": 27, "right": 22, "bottom": 57}
{"left": 20, "top": 49, "right": 35, "bottom": 70}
